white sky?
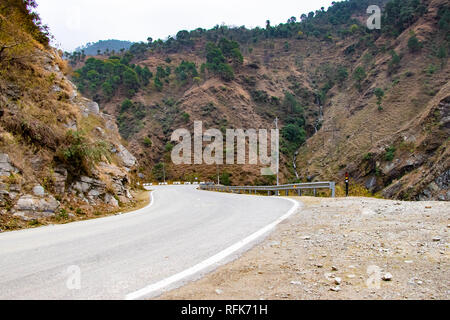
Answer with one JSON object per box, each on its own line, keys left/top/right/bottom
{"left": 36, "top": 0, "right": 335, "bottom": 51}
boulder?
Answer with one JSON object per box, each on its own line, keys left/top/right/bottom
{"left": 117, "top": 145, "right": 137, "bottom": 168}
{"left": 86, "top": 101, "right": 100, "bottom": 115}
{"left": 32, "top": 185, "right": 45, "bottom": 197}
{"left": 13, "top": 195, "right": 60, "bottom": 221}
{"left": 0, "top": 183, "right": 9, "bottom": 203}
{"left": 0, "top": 154, "right": 19, "bottom": 176}
{"left": 365, "top": 176, "right": 377, "bottom": 192}
{"left": 105, "top": 193, "right": 119, "bottom": 207}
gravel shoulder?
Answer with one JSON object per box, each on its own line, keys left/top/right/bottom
{"left": 159, "top": 197, "right": 449, "bottom": 300}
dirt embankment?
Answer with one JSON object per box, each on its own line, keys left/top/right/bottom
{"left": 159, "top": 197, "right": 449, "bottom": 300}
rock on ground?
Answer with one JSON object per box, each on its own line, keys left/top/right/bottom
{"left": 158, "top": 197, "right": 449, "bottom": 300}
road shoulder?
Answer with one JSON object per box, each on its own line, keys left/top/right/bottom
{"left": 158, "top": 197, "right": 449, "bottom": 300}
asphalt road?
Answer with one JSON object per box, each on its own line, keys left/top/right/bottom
{"left": 0, "top": 186, "right": 297, "bottom": 300}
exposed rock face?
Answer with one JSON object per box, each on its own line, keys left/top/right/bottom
{"left": 78, "top": 97, "right": 100, "bottom": 117}
{"left": 365, "top": 176, "right": 377, "bottom": 192}
{"left": 0, "top": 154, "right": 19, "bottom": 176}
{"left": 419, "top": 170, "right": 450, "bottom": 201}
{"left": 12, "top": 195, "right": 60, "bottom": 221}
{"left": 69, "top": 163, "right": 133, "bottom": 205}
{"left": 104, "top": 193, "right": 119, "bottom": 207}
{"left": 117, "top": 145, "right": 137, "bottom": 168}
{"left": 0, "top": 183, "right": 9, "bottom": 204}
{"left": 53, "top": 167, "right": 68, "bottom": 195}
{"left": 71, "top": 176, "right": 107, "bottom": 204}
{"left": 0, "top": 16, "right": 139, "bottom": 226}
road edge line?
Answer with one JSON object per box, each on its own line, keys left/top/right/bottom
{"left": 125, "top": 197, "right": 301, "bottom": 300}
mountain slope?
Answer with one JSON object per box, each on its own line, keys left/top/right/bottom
{"left": 71, "top": 0, "right": 448, "bottom": 200}
{"left": 0, "top": 0, "right": 139, "bottom": 230}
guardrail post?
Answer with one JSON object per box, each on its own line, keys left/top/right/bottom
{"left": 330, "top": 182, "right": 336, "bottom": 198}
{"left": 285, "top": 190, "right": 289, "bottom": 196}
{"left": 314, "top": 189, "right": 317, "bottom": 197}
{"left": 298, "top": 189, "right": 302, "bottom": 197}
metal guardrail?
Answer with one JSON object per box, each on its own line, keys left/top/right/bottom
{"left": 199, "top": 182, "right": 336, "bottom": 197}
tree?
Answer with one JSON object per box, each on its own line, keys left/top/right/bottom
{"left": 336, "top": 66, "right": 348, "bottom": 84}
{"left": 388, "top": 50, "right": 401, "bottom": 74}
{"left": 374, "top": 88, "right": 384, "bottom": 101}
{"left": 283, "top": 92, "right": 303, "bottom": 114}
{"left": 122, "top": 69, "right": 139, "bottom": 90}
{"left": 407, "top": 35, "right": 422, "bottom": 52}
{"left": 152, "top": 163, "right": 166, "bottom": 181}
{"left": 120, "top": 98, "right": 133, "bottom": 112}
{"left": 374, "top": 88, "right": 385, "bottom": 110}
{"left": 281, "top": 124, "right": 306, "bottom": 154}
{"left": 102, "top": 81, "right": 114, "bottom": 99}
{"left": 353, "top": 66, "right": 366, "bottom": 91}
{"left": 205, "top": 42, "right": 235, "bottom": 81}
{"left": 154, "top": 77, "right": 163, "bottom": 91}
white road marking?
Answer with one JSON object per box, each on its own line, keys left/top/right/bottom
{"left": 125, "top": 197, "right": 300, "bottom": 300}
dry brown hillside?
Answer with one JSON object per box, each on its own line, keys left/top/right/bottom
{"left": 0, "top": 1, "right": 140, "bottom": 230}
{"left": 71, "top": 0, "right": 449, "bottom": 200}
{"left": 297, "top": 0, "right": 449, "bottom": 201}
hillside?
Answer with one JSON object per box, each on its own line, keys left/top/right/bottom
{"left": 71, "top": 0, "right": 448, "bottom": 200}
{"left": 73, "top": 39, "right": 134, "bottom": 56}
{"left": 0, "top": 0, "right": 140, "bottom": 230}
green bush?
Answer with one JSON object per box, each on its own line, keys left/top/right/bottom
{"left": 388, "top": 50, "right": 401, "bottom": 74}
{"left": 205, "top": 42, "right": 235, "bottom": 81}
{"left": 73, "top": 57, "right": 151, "bottom": 99}
{"left": 363, "top": 153, "right": 373, "bottom": 161}
{"left": 384, "top": 146, "right": 396, "bottom": 162}
{"left": 353, "top": 66, "right": 366, "bottom": 91}
{"left": 58, "top": 130, "right": 111, "bottom": 176}
{"left": 143, "top": 137, "right": 152, "bottom": 147}
{"left": 182, "top": 112, "right": 190, "bottom": 122}
{"left": 407, "top": 35, "right": 423, "bottom": 52}
{"left": 220, "top": 172, "right": 232, "bottom": 186}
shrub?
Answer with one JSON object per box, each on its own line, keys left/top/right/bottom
{"left": 353, "top": 66, "right": 366, "bottom": 91}
{"left": 220, "top": 172, "right": 232, "bottom": 186}
{"left": 58, "top": 130, "right": 111, "bottom": 176}
{"left": 165, "top": 142, "right": 174, "bottom": 152}
{"left": 407, "top": 35, "right": 422, "bottom": 52}
{"left": 205, "top": 42, "right": 235, "bottom": 81}
{"left": 182, "top": 112, "right": 190, "bottom": 122}
{"left": 374, "top": 88, "right": 385, "bottom": 109}
{"left": 384, "top": 146, "right": 396, "bottom": 162}
{"left": 363, "top": 153, "right": 373, "bottom": 161}
{"left": 388, "top": 50, "right": 401, "bottom": 74}
{"left": 121, "top": 99, "right": 133, "bottom": 112}
{"left": 143, "top": 137, "right": 152, "bottom": 147}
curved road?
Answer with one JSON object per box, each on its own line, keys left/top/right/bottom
{"left": 0, "top": 186, "right": 298, "bottom": 300}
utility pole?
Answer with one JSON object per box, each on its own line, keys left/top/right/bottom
{"left": 275, "top": 117, "right": 280, "bottom": 187}
{"left": 217, "top": 165, "right": 220, "bottom": 185}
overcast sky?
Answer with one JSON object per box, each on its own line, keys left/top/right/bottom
{"left": 36, "top": 0, "right": 335, "bottom": 51}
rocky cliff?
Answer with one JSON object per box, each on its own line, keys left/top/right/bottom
{"left": 0, "top": 1, "right": 138, "bottom": 229}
